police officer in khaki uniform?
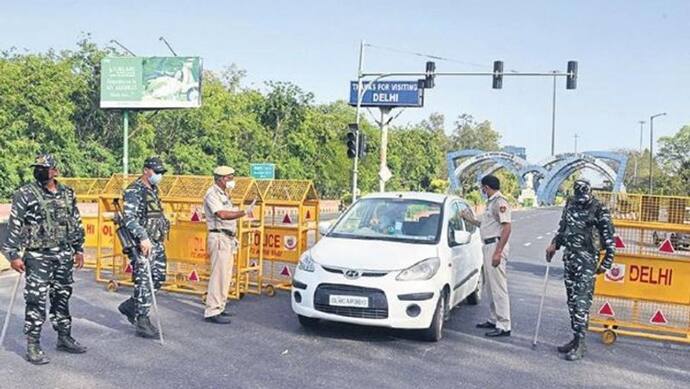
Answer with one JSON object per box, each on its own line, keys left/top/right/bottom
{"left": 203, "top": 166, "right": 255, "bottom": 324}
{"left": 462, "top": 175, "right": 512, "bottom": 337}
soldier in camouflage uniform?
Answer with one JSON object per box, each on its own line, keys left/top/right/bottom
{"left": 546, "top": 179, "right": 615, "bottom": 361}
{"left": 1, "top": 154, "right": 87, "bottom": 365}
{"left": 117, "top": 157, "right": 170, "bottom": 339}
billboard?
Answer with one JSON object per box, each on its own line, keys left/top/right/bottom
{"left": 100, "top": 56, "right": 202, "bottom": 109}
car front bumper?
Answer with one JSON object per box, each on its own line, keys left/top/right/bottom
{"left": 291, "top": 265, "right": 440, "bottom": 329}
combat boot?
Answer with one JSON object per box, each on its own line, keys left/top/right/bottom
{"left": 557, "top": 336, "right": 577, "bottom": 353}
{"left": 26, "top": 339, "right": 50, "bottom": 365}
{"left": 57, "top": 333, "right": 88, "bottom": 354}
{"left": 565, "top": 337, "right": 587, "bottom": 361}
{"left": 135, "top": 316, "right": 160, "bottom": 339}
{"left": 118, "top": 298, "right": 136, "bottom": 325}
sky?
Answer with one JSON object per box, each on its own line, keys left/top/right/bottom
{"left": 2, "top": 0, "right": 689, "bottom": 163}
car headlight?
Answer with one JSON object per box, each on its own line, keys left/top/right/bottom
{"left": 298, "top": 251, "right": 315, "bottom": 272}
{"left": 396, "top": 257, "right": 441, "bottom": 281}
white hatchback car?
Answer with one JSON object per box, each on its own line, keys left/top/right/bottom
{"left": 291, "top": 192, "right": 483, "bottom": 341}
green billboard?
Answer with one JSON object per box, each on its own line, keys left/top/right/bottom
{"left": 100, "top": 56, "right": 202, "bottom": 108}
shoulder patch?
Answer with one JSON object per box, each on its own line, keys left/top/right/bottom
{"left": 499, "top": 205, "right": 507, "bottom": 213}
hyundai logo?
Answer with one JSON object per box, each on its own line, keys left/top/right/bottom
{"left": 344, "top": 269, "right": 361, "bottom": 279}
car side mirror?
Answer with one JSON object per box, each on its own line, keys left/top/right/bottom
{"left": 318, "top": 220, "right": 334, "bottom": 236}
{"left": 452, "top": 230, "right": 472, "bottom": 245}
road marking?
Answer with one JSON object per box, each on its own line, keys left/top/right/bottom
{"left": 536, "top": 236, "right": 543, "bottom": 240}
{"left": 72, "top": 317, "right": 122, "bottom": 333}
{"left": 524, "top": 242, "right": 532, "bottom": 247}
{"left": 545, "top": 232, "right": 552, "bottom": 236}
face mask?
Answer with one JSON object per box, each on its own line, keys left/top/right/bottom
{"left": 150, "top": 173, "right": 163, "bottom": 186}
{"left": 33, "top": 168, "right": 50, "bottom": 183}
{"left": 573, "top": 180, "right": 592, "bottom": 205}
{"left": 226, "top": 180, "right": 236, "bottom": 190}
{"left": 480, "top": 188, "right": 489, "bottom": 201}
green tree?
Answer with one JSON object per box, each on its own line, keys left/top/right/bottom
{"left": 449, "top": 114, "right": 501, "bottom": 151}
{"left": 658, "top": 125, "right": 690, "bottom": 194}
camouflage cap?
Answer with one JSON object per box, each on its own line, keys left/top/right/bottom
{"left": 143, "top": 156, "right": 167, "bottom": 173}
{"left": 31, "top": 153, "right": 58, "bottom": 169}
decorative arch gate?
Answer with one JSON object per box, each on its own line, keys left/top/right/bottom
{"left": 447, "top": 150, "right": 627, "bottom": 205}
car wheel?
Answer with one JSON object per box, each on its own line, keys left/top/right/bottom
{"left": 297, "top": 315, "right": 319, "bottom": 328}
{"left": 466, "top": 269, "right": 483, "bottom": 306}
{"left": 421, "top": 294, "right": 445, "bottom": 342}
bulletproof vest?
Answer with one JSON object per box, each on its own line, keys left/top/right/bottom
{"left": 563, "top": 199, "right": 602, "bottom": 252}
{"left": 141, "top": 186, "right": 170, "bottom": 242}
{"left": 24, "top": 182, "right": 76, "bottom": 249}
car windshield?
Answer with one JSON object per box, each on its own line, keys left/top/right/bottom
{"left": 329, "top": 198, "right": 443, "bottom": 244}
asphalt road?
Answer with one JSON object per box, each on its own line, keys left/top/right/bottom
{"left": 0, "top": 208, "right": 688, "bottom": 388}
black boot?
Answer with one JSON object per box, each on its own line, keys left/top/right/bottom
{"left": 118, "top": 298, "right": 136, "bottom": 325}
{"left": 565, "top": 337, "right": 587, "bottom": 361}
{"left": 26, "top": 339, "right": 50, "bottom": 365}
{"left": 135, "top": 316, "right": 160, "bottom": 339}
{"left": 557, "top": 336, "right": 577, "bottom": 353}
{"left": 57, "top": 333, "right": 88, "bottom": 354}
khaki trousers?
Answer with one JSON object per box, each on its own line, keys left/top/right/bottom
{"left": 482, "top": 242, "right": 511, "bottom": 331}
{"left": 204, "top": 232, "right": 235, "bottom": 318}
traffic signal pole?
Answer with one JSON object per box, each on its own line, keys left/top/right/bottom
{"left": 350, "top": 51, "right": 577, "bottom": 201}
{"left": 352, "top": 40, "right": 365, "bottom": 202}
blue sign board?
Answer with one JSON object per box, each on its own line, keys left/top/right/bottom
{"left": 250, "top": 163, "right": 275, "bottom": 180}
{"left": 348, "top": 81, "right": 423, "bottom": 108}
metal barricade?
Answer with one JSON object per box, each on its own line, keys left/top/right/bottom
{"left": 60, "top": 177, "right": 112, "bottom": 268}
{"left": 95, "top": 174, "right": 264, "bottom": 302}
{"left": 594, "top": 191, "right": 690, "bottom": 225}
{"left": 589, "top": 193, "right": 690, "bottom": 345}
{"left": 253, "top": 180, "right": 319, "bottom": 296}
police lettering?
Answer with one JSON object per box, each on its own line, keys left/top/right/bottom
{"left": 628, "top": 265, "right": 673, "bottom": 286}
{"left": 372, "top": 93, "right": 399, "bottom": 103}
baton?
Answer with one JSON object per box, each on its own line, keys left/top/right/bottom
{"left": 0, "top": 275, "right": 22, "bottom": 347}
{"left": 532, "top": 261, "right": 551, "bottom": 349}
{"left": 143, "top": 255, "right": 164, "bottom": 345}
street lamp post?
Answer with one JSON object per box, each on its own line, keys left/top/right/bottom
{"left": 550, "top": 71, "right": 557, "bottom": 156}
{"left": 648, "top": 113, "right": 667, "bottom": 194}
{"left": 634, "top": 120, "right": 645, "bottom": 186}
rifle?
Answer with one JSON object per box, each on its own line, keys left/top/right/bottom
{"left": 112, "top": 199, "right": 165, "bottom": 345}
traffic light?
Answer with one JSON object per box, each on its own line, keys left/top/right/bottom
{"left": 492, "top": 60, "right": 503, "bottom": 89}
{"left": 566, "top": 61, "right": 578, "bottom": 90}
{"left": 358, "top": 133, "right": 367, "bottom": 158}
{"left": 424, "top": 61, "right": 436, "bottom": 89}
{"left": 346, "top": 123, "right": 358, "bottom": 159}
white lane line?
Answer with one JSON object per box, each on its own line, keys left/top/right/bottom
{"left": 545, "top": 232, "right": 552, "bottom": 236}
{"left": 523, "top": 242, "right": 532, "bottom": 247}
{"left": 536, "top": 236, "right": 544, "bottom": 240}
{"left": 72, "top": 317, "right": 121, "bottom": 333}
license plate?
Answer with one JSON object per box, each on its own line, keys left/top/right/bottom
{"left": 329, "top": 295, "right": 369, "bottom": 308}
